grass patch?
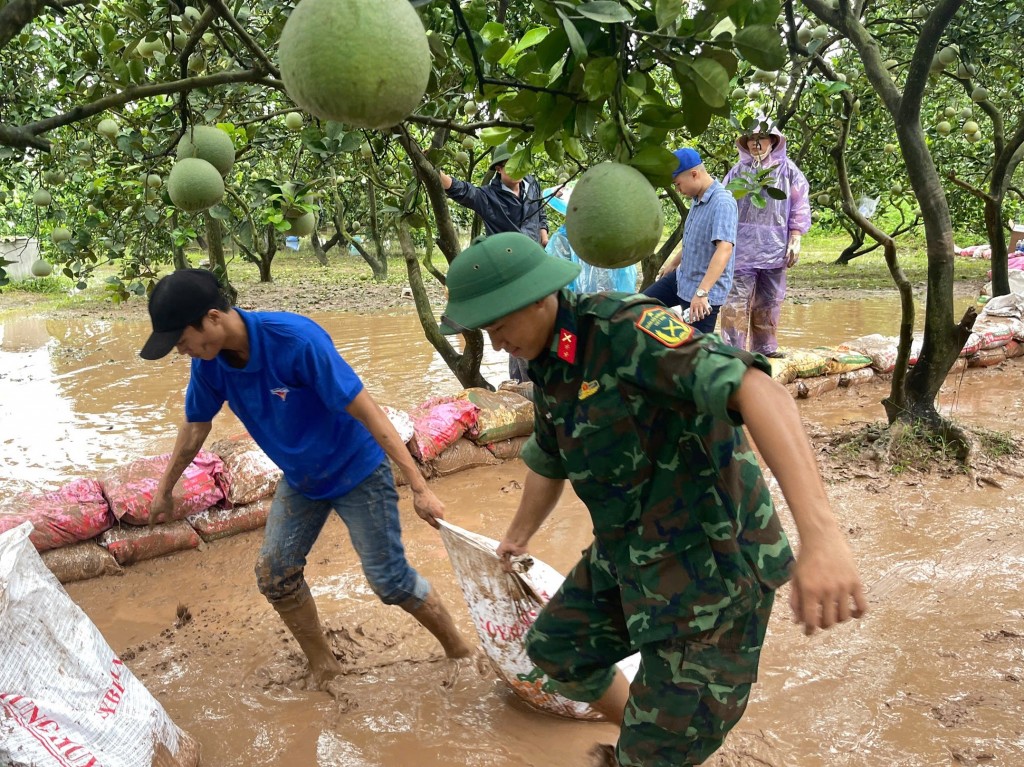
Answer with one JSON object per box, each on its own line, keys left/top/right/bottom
{"left": 792, "top": 232, "right": 991, "bottom": 292}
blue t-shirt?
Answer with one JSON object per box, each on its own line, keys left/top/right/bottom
{"left": 184, "top": 309, "right": 384, "bottom": 499}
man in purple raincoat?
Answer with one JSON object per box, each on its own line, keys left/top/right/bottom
{"left": 720, "top": 121, "right": 811, "bottom": 357}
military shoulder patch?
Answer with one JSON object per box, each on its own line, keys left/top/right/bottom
{"left": 635, "top": 307, "right": 694, "bottom": 347}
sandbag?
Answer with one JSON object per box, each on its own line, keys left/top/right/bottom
{"left": 779, "top": 348, "right": 828, "bottom": 378}
{"left": 839, "top": 367, "right": 876, "bottom": 388}
{"left": 0, "top": 523, "right": 200, "bottom": 766}
{"left": 187, "top": 499, "right": 271, "bottom": 543}
{"left": 99, "top": 521, "right": 202, "bottom": 567}
{"left": 209, "top": 433, "right": 282, "bottom": 505}
{"left": 102, "top": 449, "right": 228, "bottom": 525}
{"left": 389, "top": 458, "right": 433, "bottom": 488}
{"left": 767, "top": 356, "right": 796, "bottom": 385}
{"left": 838, "top": 334, "right": 921, "bottom": 373}
{"left": 409, "top": 397, "right": 479, "bottom": 462}
{"left": 459, "top": 388, "right": 535, "bottom": 443}
{"left": 967, "top": 347, "right": 1006, "bottom": 368}
{"left": 429, "top": 438, "right": 501, "bottom": 477}
{"left": 498, "top": 379, "right": 535, "bottom": 401}
{"left": 381, "top": 405, "right": 415, "bottom": 443}
{"left": 0, "top": 477, "right": 112, "bottom": 552}
{"left": 1004, "top": 339, "right": 1024, "bottom": 359}
{"left": 486, "top": 436, "right": 530, "bottom": 461}
{"left": 796, "top": 376, "right": 840, "bottom": 399}
{"left": 812, "top": 347, "right": 873, "bottom": 375}
{"left": 41, "top": 540, "right": 123, "bottom": 584}
{"left": 972, "top": 318, "right": 1015, "bottom": 350}
{"left": 438, "top": 520, "right": 638, "bottom": 720}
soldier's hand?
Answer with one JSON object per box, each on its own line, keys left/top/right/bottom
{"left": 496, "top": 538, "right": 529, "bottom": 573}
{"left": 789, "top": 536, "right": 868, "bottom": 635}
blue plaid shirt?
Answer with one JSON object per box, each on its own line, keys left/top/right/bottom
{"left": 676, "top": 180, "right": 738, "bottom": 305}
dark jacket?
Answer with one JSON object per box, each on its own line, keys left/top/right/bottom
{"left": 445, "top": 173, "right": 549, "bottom": 242}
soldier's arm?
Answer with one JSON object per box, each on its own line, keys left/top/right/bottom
{"left": 495, "top": 470, "right": 565, "bottom": 570}
{"left": 729, "top": 368, "right": 868, "bottom": 634}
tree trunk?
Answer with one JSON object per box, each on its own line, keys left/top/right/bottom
{"left": 203, "top": 212, "right": 236, "bottom": 301}
{"left": 985, "top": 197, "right": 1009, "bottom": 297}
{"left": 834, "top": 228, "right": 866, "bottom": 265}
{"left": 257, "top": 224, "right": 276, "bottom": 283}
{"left": 397, "top": 219, "right": 491, "bottom": 390}
{"left": 310, "top": 228, "right": 328, "bottom": 266}
{"left": 368, "top": 178, "right": 385, "bottom": 261}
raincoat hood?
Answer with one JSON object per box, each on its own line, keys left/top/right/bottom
{"left": 735, "top": 120, "right": 788, "bottom": 164}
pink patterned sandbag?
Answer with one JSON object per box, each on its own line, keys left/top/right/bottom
{"left": 0, "top": 478, "right": 113, "bottom": 552}
{"left": 101, "top": 449, "right": 229, "bottom": 525}
{"left": 408, "top": 396, "right": 479, "bottom": 462}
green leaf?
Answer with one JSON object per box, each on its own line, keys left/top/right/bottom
{"left": 733, "top": 24, "right": 786, "bottom": 72}
{"left": 576, "top": 1, "right": 634, "bottom": 23}
{"left": 596, "top": 119, "right": 621, "bottom": 154}
{"left": 751, "top": 194, "right": 767, "bottom": 209}
{"left": 656, "top": 0, "right": 683, "bottom": 30}
{"left": 764, "top": 186, "right": 788, "bottom": 200}
{"left": 582, "top": 57, "right": 618, "bottom": 101}
{"left": 690, "top": 57, "right": 730, "bottom": 108}
{"left": 637, "top": 105, "right": 687, "bottom": 130}
{"left": 627, "top": 145, "right": 678, "bottom": 187}
{"left": 209, "top": 204, "right": 232, "bottom": 220}
{"left": 558, "top": 12, "right": 588, "bottom": 60}
{"left": 480, "top": 127, "right": 512, "bottom": 146}
{"left": 504, "top": 147, "right": 533, "bottom": 180}
{"left": 143, "top": 206, "right": 160, "bottom": 223}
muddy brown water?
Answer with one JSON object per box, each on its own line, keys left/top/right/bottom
{"left": 2, "top": 297, "right": 1023, "bottom": 766}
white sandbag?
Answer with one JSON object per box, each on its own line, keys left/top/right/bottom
{"left": 0, "top": 522, "right": 200, "bottom": 767}
{"left": 438, "top": 520, "right": 638, "bottom": 720}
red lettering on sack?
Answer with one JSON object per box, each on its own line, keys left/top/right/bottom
{"left": 97, "top": 659, "right": 127, "bottom": 720}
{"left": 0, "top": 692, "right": 101, "bottom": 766}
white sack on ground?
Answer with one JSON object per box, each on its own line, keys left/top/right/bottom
{"left": 438, "top": 520, "right": 638, "bottom": 720}
{"left": 0, "top": 522, "right": 200, "bottom": 767}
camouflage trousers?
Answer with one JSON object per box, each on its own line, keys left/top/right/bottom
{"left": 525, "top": 548, "right": 775, "bottom": 767}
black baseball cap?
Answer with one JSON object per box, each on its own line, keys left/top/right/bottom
{"left": 140, "top": 268, "right": 222, "bottom": 360}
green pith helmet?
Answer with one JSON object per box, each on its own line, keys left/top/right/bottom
{"left": 440, "top": 233, "right": 580, "bottom": 334}
{"left": 490, "top": 143, "right": 513, "bottom": 168}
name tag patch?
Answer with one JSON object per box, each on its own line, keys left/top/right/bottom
{"left": 636, "top": 307, "right": 694, "bottom": 348}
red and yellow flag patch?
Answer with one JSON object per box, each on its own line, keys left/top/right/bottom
{"left": 636, "top": 307, "right": 694, "bottom": 347}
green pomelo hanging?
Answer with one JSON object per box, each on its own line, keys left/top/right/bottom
{"left": 565, "top": 163, "right": 664, "bottom": 269}
{"left": 176, "top": 126, "right": 235, "bottom": 176}
{"left": 278, "top": 0, "right": 431, "bottom": 130}
{"left": 168, "top": 158, "right": 225, "bottom": 212}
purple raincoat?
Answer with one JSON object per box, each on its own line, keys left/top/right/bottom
{"left": 722, "top": 127, "right": 811, "bottom": 272}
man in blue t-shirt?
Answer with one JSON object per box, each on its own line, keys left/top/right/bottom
{"left": 140, "top": 269, "right": 474, "bottom": 691}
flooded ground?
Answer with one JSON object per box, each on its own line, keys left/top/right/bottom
{"left": 2, "top": 293, "right": 1023, "bottom": 765}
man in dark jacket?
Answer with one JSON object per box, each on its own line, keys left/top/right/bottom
{"left": 440, "top": 144, "right": 550, "bottom": 246}
{"left": 440, "top": 144, "right": 550, "bottom": 382}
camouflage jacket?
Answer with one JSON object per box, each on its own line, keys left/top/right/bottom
{"left": 521, "top": 290, "right": 794, "bottom": 644}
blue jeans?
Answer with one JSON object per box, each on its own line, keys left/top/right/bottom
{"left": 255, "top": 460, "right": 430, "bottom": 607}
{"left": 642, "top": 272, "right": 720, "bottom": 334}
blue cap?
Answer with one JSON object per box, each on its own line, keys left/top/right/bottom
{"left": 672, "top": 147, "right": 702, "bottom": 176}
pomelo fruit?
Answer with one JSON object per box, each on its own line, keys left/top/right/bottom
{"left": 97, "top": 118, "right": 118, "bottom": 140}
{"left": 176, "top": 126, "right": 235, "bottom": 176}
{"left": 51, "top": 227, "right": 72, "bottom": 243}
{"left": 168, "top": 158, "right": 225, "bottom": 212}
{"left": 33, "top": 189, "right": 52, "bottom": 207}
{"left": 285, "top": 112, "right": 304, "bottom": 132}
{"left": 286, "top": 211, "right": 316, "bottom": 236}
{"left": 31, "top": 259, "right": 53, "bottom": 277}
{"left": 565, "top": 163, "right": 663, "bottom": 269}
{"left": 278, "top": 0, "right": 430, "bottom": 130}
{"left": 936, "top": 121, "right": 951, "bottom": 136}
{"left": 147, "top": 173, "right": 162, "bottom": 188}
{"left": 970, "top": 86, "right": 988, "bottom": 103}
{"left": 817, "top": 193, "right": 831, "bottom": 206}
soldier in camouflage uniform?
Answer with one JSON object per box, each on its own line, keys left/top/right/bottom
{"left": 441, "top": 232, "right": 866, "bottom": 766}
